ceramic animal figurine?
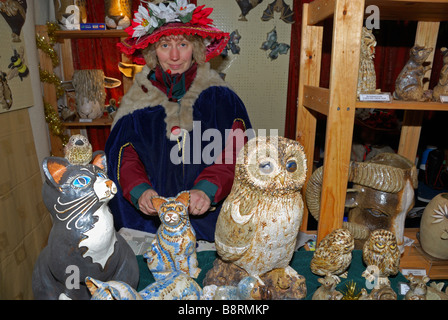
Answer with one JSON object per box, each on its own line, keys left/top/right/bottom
{"left": 419, "top": 193, "right": 448, "bottom": 259}
{"left": 214, "top": 135, "right": 307, "bottom": 280}
{"left": 104, "top": 0, "right": 132, "bottom": 29}
{"left": 405, "top": 273, "right": 448, "bottom": 300}
{"left": 357, "top": 27, "right": 377, "bottom": 98}
{"left": 310, "top": 228, "right": 354, "bottom": 278}
{"left": 64, "top": 134, "right": 93, "bottom": 165}
{"left": 86, "top": 277, "right": 143, "bottom": 300}
{"left": 86, "top": 272, "right": 202, "bottom": 300}
{"left": 139, "top": 271, "right": 202, "bottom": 300}
{"left": 202, "top": 276, "right": 263, "bottom": 300}
{"left": 362, "top": 229, "right": 400, "bottom": 289}
{"left": 32, "top": 152, "right": 139, "bottom": 300}
{"left": 433, "top": 48, "right": 448, "bottom": 101}
{"left": 312, "top": 273, "right": 343, "bottom": 300}
{"left": 144, "top": 191, "right": 201, "bottom": 281}
{"left": 72, "top": 69, "right": 106, "bottom": 119}
{"left": 306, "top": 153, "right": 417, "bottom": 253}
{"left": 393, "top": 45, "right": 433, "bottom": 101}
{"left": 358, "top": 284, "right": 397, "bottom": 300}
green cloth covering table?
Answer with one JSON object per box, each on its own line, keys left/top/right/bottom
{"left": 136, "top": 249, "right": 409, "bottom": 300}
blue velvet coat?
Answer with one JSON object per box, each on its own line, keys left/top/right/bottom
{"left": 105, "top": 63, "right": 252, "bottom": 241}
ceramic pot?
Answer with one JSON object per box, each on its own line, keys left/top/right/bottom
{"left": 420, "top": 193, "right": 448, "bottom": 259}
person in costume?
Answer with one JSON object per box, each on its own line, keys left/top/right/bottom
{"left": 105, "top": 0, "right": 252, "bottom": 241}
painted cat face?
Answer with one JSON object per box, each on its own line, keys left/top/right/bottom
{"left": 151, "top": 191, "right": 190, "bottom": 228}
{"left": 42, "top": 151, "right": 116, "bottom": 230}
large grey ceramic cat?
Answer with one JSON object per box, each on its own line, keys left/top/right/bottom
{"left": 32, "top": 151, "right": 139, "bottom": 300}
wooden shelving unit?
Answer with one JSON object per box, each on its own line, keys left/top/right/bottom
{"left": 37, "top": 26, "right": 129, "bottom": 156}
{"left": 296, "top": 0, "right": 448, "bottom": 277}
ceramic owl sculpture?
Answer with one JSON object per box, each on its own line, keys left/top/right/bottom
{"left": 310, "top": 228, "right": 354, "bottom": 277}
{"left": 215, "top": 135, "right": 307, "bottom": 278}
{"left": 362, "top": 229, "right": 400, "bottom": 286}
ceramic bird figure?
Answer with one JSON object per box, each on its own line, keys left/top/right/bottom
{"left": 310, "top": 228, "right": 354, "bottom": 278}
{"left": 362, "top": 229, "right": 400, "bottom": 287}
{"left": 64, "top": 134, "right": 93, "bottom": 166}
{"left": 215, "top": 135, "right": 307, "bottom": 279}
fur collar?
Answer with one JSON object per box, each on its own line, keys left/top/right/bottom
{"left": 112, "top": 63, "right": 228, "bottom": 138}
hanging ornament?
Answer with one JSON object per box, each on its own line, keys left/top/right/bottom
{"left": 235, "top": 0, "right": 263, "bottom": 21}
{"left": 221, "top": 30, "right": 241, "bottom": 57}
{"left": 261, "top": 0, "right": 294, "bottom": 24}
{"left": 260, "top": 27, "right": 290, "bottom": 60}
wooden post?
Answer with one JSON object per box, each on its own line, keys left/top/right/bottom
{"left": 296, "top": 3, "right": 324, "bottom": 231}
{"left": 317, "top": 0, "right": 365, "bottom": 243}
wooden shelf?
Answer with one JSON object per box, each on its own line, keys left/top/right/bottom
{"left": 54, "top": 29, "right": 127, "bottom": 40}
{"left": 401, "top": 228, "right": 448, "bottom": 280}
{"left": 357, "top": 100, "right": 448, "bottom": 111}
{"left": 307, "top": 0, "right": 448, "bottom": 24}
{"left": 63, "top": 117, "right": 113, "bottom": 127}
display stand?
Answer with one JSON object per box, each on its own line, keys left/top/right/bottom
{"left": 36, "top": 26, "right": 130, "bottom": 157}
{"left": 296, "top": 0, "right": 448, "bottom": 277}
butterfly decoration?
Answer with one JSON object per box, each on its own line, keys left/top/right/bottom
{"left": 260, "top": 27, "right": 290, "bottom": 60}
{"left": 261, "top": 0, "right": 295, "bottom": 24}
{"left": 235, "top": 0, "right": 264, "bottom": 21}
{"left": 221, "top": 30, "right": 242, "bottom": 57}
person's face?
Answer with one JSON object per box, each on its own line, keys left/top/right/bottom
{"left": 156, "top": 35, "right": 193, "bottom": 75}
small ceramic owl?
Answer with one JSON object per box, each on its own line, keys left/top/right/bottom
{"left": 362, "top": 229, "right": 400, "bottom": 279}
{"left": 215, "top": 135, "right": 307, "bottom": 278}
{"left": 310, "top": 228, "right": 354, "bottom": 277}
{"left": 64, "top": 134, "right": 93, "bottom": 165}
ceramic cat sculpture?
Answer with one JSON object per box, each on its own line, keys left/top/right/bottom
{"left": 393, "top": 45, "right": 433, "bottom": 101}
{"left": 86, "top": 271, "right": 202, "bottom": 300}
{"left": 144, "top": 191, "right": 201, "bottom": 281}
{"left": 32, "top": 151, "right": 139, "bottom": 300}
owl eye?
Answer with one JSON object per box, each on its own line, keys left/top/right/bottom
{"left": 259, "top": 161, "right": 274, "bottom": 174}
{"left": 72, "top": 175, "right": 91, "bottom": 188}
{"left": 286, "top": 160, "right": 297, "bottom": 173}
{"left": 375, "top": 242, "right": 385, "bottom": 249}
{"left": 389, "top": 243, "right": 396, "bottom": 250}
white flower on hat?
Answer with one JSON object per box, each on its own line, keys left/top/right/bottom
{"left": 170, "top": 0, "right": 196, "bottom": 17}
{"left": 148, "top": 2, "right": 179, "bottom": 23}
{"left": 132, "top": 4, "right": 158, "bottom": 38}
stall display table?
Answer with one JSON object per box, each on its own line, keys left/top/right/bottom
{"left": 136, "top": 249, "right": 409, "bottom": 300}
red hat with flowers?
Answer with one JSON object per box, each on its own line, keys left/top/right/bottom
{"left": 118, "top": 0, "right": 229, "bottom": 64}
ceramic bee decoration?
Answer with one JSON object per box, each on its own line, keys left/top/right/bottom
{"left": 310, "top": 228, "right": 354, "bottom": 278}
{"left": 144, "top": 191, "right": 201, "bottom": 281}
{"left": 215, "top": 135, "right": 307, "bottom": 279}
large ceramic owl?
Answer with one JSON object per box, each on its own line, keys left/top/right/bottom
{"left": 215, "top": 135, "right": 307, "bottom": 278}
{"left": 362, "top": 229, "right": 400, "bottom": 279}
{"left": 310, "top": 228, "right": 354, "bottom": 277}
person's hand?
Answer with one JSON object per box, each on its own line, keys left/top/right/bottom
{"left": 189, "top": 189, "right": 211, "bottom": 215}
{"left": 138, "top": 189, "right": 159, "bottom": 215}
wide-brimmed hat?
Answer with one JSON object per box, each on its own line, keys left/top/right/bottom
{"left": 118, "top": 0, "right": 229, "bottom": 64}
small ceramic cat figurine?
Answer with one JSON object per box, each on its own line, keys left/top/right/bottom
{"left": 32, "top": 151, "right": 139, "bottom": 300}
{"left": 394, "top": 45, "right": 433, "bottom": 101}
{"left": 144, "top": 191, "right": 201, "bottom": 281}
{"left": 86, "top": 271, "right": 202, "bottom": 300}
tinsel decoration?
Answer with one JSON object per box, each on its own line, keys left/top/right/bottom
{"left": 44, "top": 102, "right": 69, "bottom": 145}
{"left": 340, "top": 280, "right": 362, "bottom": 300}
{"left": 37, "top": 21, "right": 69, "bottom": 146}
{"left": 39, "top": 67, "right": 64, "bottom": 98}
